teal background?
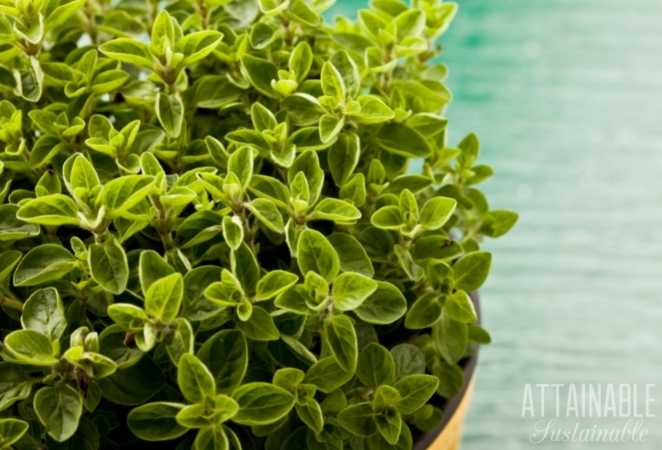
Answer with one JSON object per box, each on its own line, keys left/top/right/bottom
{"left": 334, "top": 0, "right": 662, "bottom": 448}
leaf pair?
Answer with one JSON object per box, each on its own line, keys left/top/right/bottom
{"left": 108, "top": 268, "right": 188, "bottom": 357}
{"left": 129, "top": 354, "right": 295, "bottom": 449}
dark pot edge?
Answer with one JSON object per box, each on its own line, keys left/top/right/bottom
{"left": 412, "top": 292, "right": 481, "bottom": 450}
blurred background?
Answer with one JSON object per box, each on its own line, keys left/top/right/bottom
{"left": 333, "top": 0, "right": 662, "bottom": 448}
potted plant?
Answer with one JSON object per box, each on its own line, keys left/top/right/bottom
{"left": 0, "top": 0, "right": 517, "bottom": 448}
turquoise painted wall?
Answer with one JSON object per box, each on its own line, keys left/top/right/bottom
{"left": 334, "top": 1, "right": 662, "bottom": 448}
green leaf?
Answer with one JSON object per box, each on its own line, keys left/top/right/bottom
{"left": 236, "top": 306, "right": 279, "bottom": 341}
{"left": 377, "top": 123, "right": 431, "bottom": 157}
{"left": 107, "top": 303, "right": 147, "bottom": 333}
{"left": 92, "top": 69, "right": 129, "bottom": 94}
{"left": 127, "top": 402, "right": 188, "bottom": 441}
{"left": 250, "top": 102, "right": 278, "bottom": 131}
{"left": 445, "top": 290, "right": 477, "bottom": 323}
{"left": 332, "top": 272, "right": 377, "bottom": 311}
{"left": 156, "top": 92, "right": 184, "bottom": 138}
{"left": 231, "top": 382, "right": 295, "bottom": 426}
{"left": 139, "top": 250, "right": 175, "bottom": 294}
{"left": 13, "top": 57, "right": 44, "bottom": 102}
{"left": 323, "top": 314, "right": 358, "bottom": 371}
{"left": 63, "top": 153, "right": 101, "bottom": 201}
{"left": 101, "top": 175, "right": 155, "bottom": 219}
{"left": 194, "top": 424, "right": 230, "bottom": 450}
{"left": 404, "top": 293, "right": 442, "bottom": 329}
{"left": 89, "top": 237, "right": 129, "bottom": 295}
{"left": 289, "top": 151, "right": 325, "bottom": 204}
{"left": 296, "top": 397, "right": 324, "bottom": 434}
{"left": 289, "top": 0, "right": 321, "bottom": 26}
{"left": 391, "top": 344, "right": 426, "bottom": 378}
{"left": 328, "top": 232, "right": 374, "bottom": 277}
{"left": 373, "top": 385, "right": 400, "bottom": 409}
{"left": 3, "top": 330, "right": 58, "bottom": 366}
{"left": 13, "top": 244, "right": 77, "bottom": 287}
{"left": 370, "top": 205, "right": 404, "bottom": 230}
{"left": 197, "top": 330, "right": 248, "bottom": 392}
{"left": 228, "top": 146, "right": 254, "bottom": 191}
{"left": 274, "top": 285, "right": 309, "bottom": 315}
{"left": 222, "top": 215, "right": 244, "bottom": 251}
{"left": 395, "top": 8, "right": 426, "bottom": 40}
{"left": 469, "top": 324, "right": 492, "bottom": 344}
{"left": 166, "top": 318, "right": 194, "bottom": 365}
{"left": 136, "top": 323, "right": 157, "bottom": 353}
{"left": 411, "top": 236, "right": 461, "bottom": 261}
{"left": 0, "top": 364, "right": 33, "bottom": 412}
{"left": 225, "top": 129, "right": 270, "bottom": 152}
{"left": 150, "top": 10, "right": 180, "bottom": 49}
{"left": 432, "top": 311, "right": 468, "bottom": 363}
{"left": 282, "top": 93, "right": 323, "bottom": 126}
{"left": 321, "top": 61, "right": 346, "bottom": 102}
{"left": 0, "top": 418, "right": 29, "bottom": 447}
{"left": 180, "top": 266, "right": 221, "bottom": 321}
{"left": 457, "top": 132, "right": 479, "bottom": 168}
{"left": 16, "top": 194, "right": 79, "bottom": 226}
{"left": 0, "top": 250, "right": 21, "bottom": 285}
{"left": 100, "top": 38, "right": 153, "bottom": 68}
{"left": 311, "top": 198, "right": 361, "bottom": 223}
{"left": 453, "top": 251, "right": 492, "bottom": 292}
{"left": 375, "top": 406, "right": 402, "bottom": 444}
{"left": 419, "top": 196, "right": 456, "bottom": 230}
{"left": 289, "top": 41, "right": 313, "bottom": 82}
{"left": 393, "top": 374, "right": 439, "bottom": 415}
{"left": 177, "top": 353, "right": 216, "bottom": 403}
{"left": 431, "top": 358, "right": 464, "bottom": 398}
{"left": 327, "top": 132, "right": 360, "bottom": 186}
{"left": 255, "top": 270, "right": 298, "bottom": 301}
{"left": 304, "top": 356, "right": 353, "bottom": 393}
{"left": 355, "top": 281, "right": 406, "bottom": 325}
{"left": 177, "top": 395, "right": 238, "bottom": 429}
{"left": 272, "top": 367, "right": 305, "bottom": 392}
{"left": 319, "top": 114, "right": 344, "bottom": 144}
{"left": 250, "top": 20, "right": 277, "bottom": 49}
{"left": 33, "top": 384, "right": 83, "bottom": 442}
{"left": 21, "top": 287, "right": 66, "bottom": 341}
{"left": 240, "top": 55, "right": 278, "bottom": 98}
{"left": 356, "top": 343, "right": 395, "bottom": 387}
{"left": 145, "top": 273, "right": 184, "bottom": 321}
{"left": 35, "top": 170, "right": 61, "bottom": 197}
{"left": 352, "top": 95, "right": 395, "bottom": 124}
{"left": 338, "top": 402, "right": 376, "bottom": 437}
{"left": 98, "top": 325, "right": 142, "bottom": 369}
{"left": 481, "top": 209, "right": 518, "bottom": 237}
{"left": 0, "top": 204, "right": 40, "bottom": 241}
{"left": 231, "top": 243, "right": 260, "bottom": 294}
{"left": 62, "top": 346, "right": 118, "bottom": 379}
{"left": 176, "top": 403, "right": 213, "bottom": 429}
{"left": 178, "top": 31, "right": 223, "bottom": 65}
{"left": 296, "top": 229, "right": 340, "bottom": 282}
{"left": 331, "top": 50, "right": 361, "bottom": 97}
{"left": 246, "top": 198, "right": 284, "bottom": 233}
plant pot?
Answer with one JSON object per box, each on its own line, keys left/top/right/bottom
{"left": 413, "top": 294, "right": 480, "bottom": 450}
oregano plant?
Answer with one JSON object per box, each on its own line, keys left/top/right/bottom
{"left": 0, "top": 0, "right": 517, "bottom": 448}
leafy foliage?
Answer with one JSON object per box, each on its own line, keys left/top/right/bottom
{"left": 0, "top": 0, "right": 517, "bottom": 448}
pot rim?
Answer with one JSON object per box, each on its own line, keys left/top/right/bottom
{"left": 412, "top": 292, "right": 481, "bottom": 449}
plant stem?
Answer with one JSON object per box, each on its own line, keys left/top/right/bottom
{"left": 0, "top": 295, "right": 23, "bottom": 312}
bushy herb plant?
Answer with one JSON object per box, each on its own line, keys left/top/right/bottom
{"left": 0, "top": 0, "right": 517, "bottom": 448}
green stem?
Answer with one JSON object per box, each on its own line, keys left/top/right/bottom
{"left": 0, "top": 295, "right": 24, "bottom": 312}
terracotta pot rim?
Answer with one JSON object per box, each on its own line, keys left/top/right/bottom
{"left": 412, "top": 292, "right": 481, "bottom": 449}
